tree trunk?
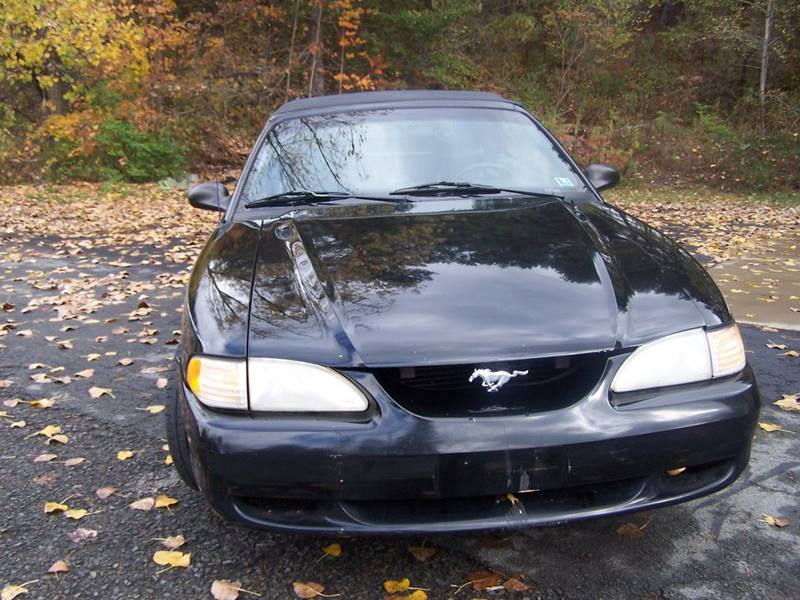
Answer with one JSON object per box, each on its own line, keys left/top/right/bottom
{"left": 759, "top": 0, "right": 775, "bottom": 137}
{"left": 286, "top": 0, "right": 301, "bottom": 98}
{"left": 308, "top": 0, "right": 326, "bottom": 97}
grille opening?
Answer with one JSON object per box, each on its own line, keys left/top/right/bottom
{"left": 372, "top": 352, "right": 609, "bottom": 417}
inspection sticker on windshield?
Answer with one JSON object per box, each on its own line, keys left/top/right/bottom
{"left": 553, "top": 177, "right": 575, "bottom": 187}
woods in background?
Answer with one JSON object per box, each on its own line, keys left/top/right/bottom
{"left": 0, "top": 0, "right": 798, "bottom": 188}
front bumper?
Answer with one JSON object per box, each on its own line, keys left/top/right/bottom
{"left": 178, "top": 357, "right": 759, "bottom": 534}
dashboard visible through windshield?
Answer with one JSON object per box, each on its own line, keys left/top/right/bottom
{"left": 239, "top": 107, "right": 585, "bottom": 205}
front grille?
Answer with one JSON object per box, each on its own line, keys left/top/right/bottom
{"left": 372, "top": 353, "right": 609, "bottom": 418}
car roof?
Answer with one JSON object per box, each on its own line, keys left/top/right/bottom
{"left": 273, "top": 90, "right": 516, "bottom": 116}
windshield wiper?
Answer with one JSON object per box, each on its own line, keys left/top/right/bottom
{"left": 390, "top": 181, "right": 562, "bottom": 200}
{"left": 244, "top": 190, "right": 408, "bottom": 209}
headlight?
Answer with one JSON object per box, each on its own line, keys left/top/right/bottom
{"left": 187, "top": 356, "right": 369, "bottom": 412}
{"left": 186, "top": 355, "right": 247, "bottom": 409}
{"left": 248, "top": 358, "right": 368, "bottom": 412}
{"left": 611, "top": 325, "right": 745, "bottom": 393}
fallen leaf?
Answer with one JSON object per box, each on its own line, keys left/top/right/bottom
{"left": 117, "top": 450, "right": 134, "bottom": 460}
{"left": 466, "top": 570, "right": 503, "bottom": 592}
{"left": 118, "top": 357, "right": 134, "bottom": 366}
{"left": 63, "top": 457, "right": 85, "bottom": 466}
{"left": 322, "top": 543, "right": 341, "bottom": 558}
{"left": 47, "top": 560, "right": 69, "bottom": 574}
{"left": 616, "top": 515, "right": 653, "bottom": 538}
{"left": 156, "top": 377, "right": 168, "bottom": 389}
{"left": 130, "top": 497, "right": 155, "bottom": 511}
{"left": 292, "top": 582, "right": 327, "bottom": 599}
{"left": 759, "top": 422, "right": 784, "bottom": 432}
{"left": 29, "top": 398, "right": 55, "bottom": 409}
{"left": 17, "top": 329, "right": 33, "bottom": 337}
{"left": 766, "top": 341, "right": 787, "bottom": 350}
{"left": 9, "top": 420, "right": 26, "bottom": 428}
{"left": 95, "top": 486, "right": 117, "bottom": 499}
{"left": 152, "top": 550, "right": 191, "bottom": 570}
{"left": 503, "top": 577, "right": 530, "bottom": 592}
{"left": 68, "top": 528, "right": 98, "bottom": 543}
{"left": 155, "top": 495, "right": 178, "bottom": 509}
{"left": 44, "top": 501, "right": 68, "bottom": 513}
{"left": 666, "top": 467, "right": 686, "bottom": 476}
{"left": 64, "top": 508, "right": 89, "bottom": 520}
{"left": 31, "top": 425, "right": 61, "bottom": 438}
{"left": 783, "top": 350, "right": 799, "bottom": 357}
{"left": 164, "top": 454, "right": 173, "bottom": 465}
{"left": 158, "top": 534, "right": 186, "bottom": 550}
{"left": 775, "top": 394, "right": 800, "bottom": 412}
{"left": 84, "top": 353, "right": 101, "bottom": 361}
{"left": 0, "top": 379, "right": 12, "bottom": 388}
{"left": 383, "top": 579, "right": 410, "bottom": 594}
{"left": 1, "top": 581, "right": 36, "bottom": 600}
{"left": 88, "top": 386, "right": 114, "bottom": 399}
{"left": 34, "top": 453, "right": 58, "bottom": 463}
{"left": 407, "top": 546, "right": 436, "bottom": 562}
{"left": 760, "top": 514, "right": 790, "bottom": 528}
{"left": 47, "top": 434, "right": 68, "bottom": 445}
{"left": 211, "top": 579, "right": 259, "bottom": 600}
{"left": 3, "top": 399, "right": 20, "bottom": 407}
{"left": 74, "top": 369, "right": 94, "bottom": 379}
{"left": 137, "top": 404, "right": 165, "bottom": 415}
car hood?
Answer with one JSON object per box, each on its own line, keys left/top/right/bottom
{"left": 247, "top": 197, "right": 721, "bottom": 367}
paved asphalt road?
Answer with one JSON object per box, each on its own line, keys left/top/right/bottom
{"left": 1, "top": 233, "right": 798, "bottom": 599}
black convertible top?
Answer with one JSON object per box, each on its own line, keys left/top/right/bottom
{"left": 273, "top": 90, "right": 512, "bottom": 116}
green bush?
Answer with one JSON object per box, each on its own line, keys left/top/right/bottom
{"left": 49, "top": 119, "right": 185, "bottom": 183}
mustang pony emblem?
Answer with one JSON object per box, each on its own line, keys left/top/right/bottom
{"left": 469, "top": 368, "right": 529, "bottom": 392}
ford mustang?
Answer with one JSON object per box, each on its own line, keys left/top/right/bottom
{"left": 167, "top": 90, "right": 759, "bottom": 534}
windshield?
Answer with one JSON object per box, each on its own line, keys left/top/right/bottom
{"left": 240, "top": 107, "right": 585, "bottom": 203}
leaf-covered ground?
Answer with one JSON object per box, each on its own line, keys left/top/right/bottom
{"left": 0, "top": 183, "right": 798, "bottom": 599}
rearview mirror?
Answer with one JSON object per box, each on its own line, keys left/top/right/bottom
{"left": 188, "top": 182, "right": 230, "bottom": 212}
{"left": 584, "top": 164, "right": 620, "bottom": 192}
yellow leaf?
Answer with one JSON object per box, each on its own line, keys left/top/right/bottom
{"left": 759, "top": 422, "right": 783, "bottom": 432}
{"left": 152, "top": 550, "right": 191, "bottom": 569}
{"left": 774, "top": 394, "right": 800, "bottom": 412}
{"left": 155, "top": 495, "right": 178, "bottom": 509}
{"left": 117, "top": 450, "right": 134, "bottom": 460}
{"left": 1, "top": 581, "right": 36, "bottom": 600}
{"left": 44, "top": 502, "right": 68, "bottom": 513}
{"left": 9, "top": 420, "right": 26, "bottom": 428}
{"left": 164, "top": 454, "right": 174, "bottom": 465}
{"left": 322, "top": 543, "right": 341, "bottom": 558}
{"left": 89, "top": 386, "right": 114, "bottom": 399}
{"left": 64, "top": 509, "right": 89, "bottom": 520}
{"left": 408, "top": 591, "right": 428, "bottom": 600}
{"left": 760, "top": 514, "right": 790, "bottom": 528}
{"left": 74, "top": 369, "right": 94, "bottom": 379}
{"left": 29, "top": 398, "right": 55, "bottom": 409}
{"left": 47, "top": 434, "right": 69, "bottom": 445}
{"left": 784, "top": 351, "right": 799, "bottom": 357}
{"left": 383, "top": 579, "right": 410, "bottom": 593}
{"left": 84, "top": 353, "right": 101, "bottom": 361}
{"left": 666, "top": 467, "right": 686, "bottom": 476}
{"left": 137, "top": 404, "right": 165, "bottom": 415}
{"left": 35, "top": 425, "right": 61, "bottom": 437}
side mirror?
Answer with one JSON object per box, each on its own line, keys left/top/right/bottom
{"left": 188, "top": 182, "right": 230, "bottom": 212}
{"left": 584, "top": 164, "right": 620, "bottom": 192}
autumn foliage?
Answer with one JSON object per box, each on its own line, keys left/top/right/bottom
{"left": 0, "top": 0, "right": 798, "bottom": 188}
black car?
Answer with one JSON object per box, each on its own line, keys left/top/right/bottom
{"left": 167, "top": 90, "right": 759, "bottom": 534}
